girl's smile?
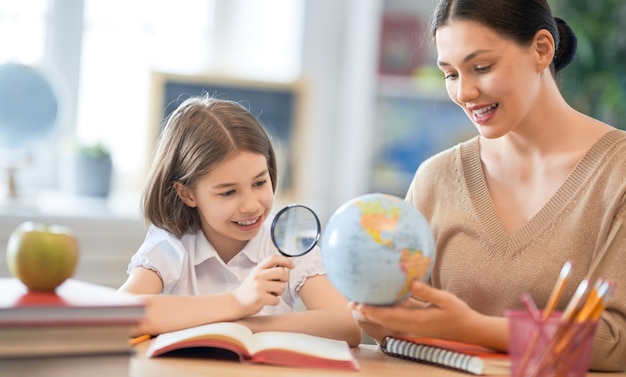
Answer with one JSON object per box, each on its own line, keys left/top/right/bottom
{"left": 232, "top": 216, "right": 263, "bottom": 231}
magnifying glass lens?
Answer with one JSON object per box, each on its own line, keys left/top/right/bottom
{"left": 271, "top": 205, "right": 321, "bottom": 257}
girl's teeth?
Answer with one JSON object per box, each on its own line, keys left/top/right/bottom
{"left": 237, "top": 218, "right": 258, "bottom": 226}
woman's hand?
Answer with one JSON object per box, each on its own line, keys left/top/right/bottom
{"left": 231, "top": 255, "right": 294, "bottom": 317}
{"left": 349, "top": 281, "right": 483, "bottom": 344}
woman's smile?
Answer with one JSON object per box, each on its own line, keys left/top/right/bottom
{"left": 470, "top": 103, "right": 499, "bottom": 124}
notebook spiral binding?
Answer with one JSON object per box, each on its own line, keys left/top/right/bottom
{"left": 381, "top": 336, "right": 479, "bottom": 373}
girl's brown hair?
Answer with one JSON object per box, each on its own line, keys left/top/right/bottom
{"left": 142, "top": 96, "right": 278, "bottom": 237}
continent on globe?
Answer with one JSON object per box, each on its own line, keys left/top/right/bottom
{"left": 357, "top": 200, "right": 401, "bottom": 246}
{"left": 398, "top": 248, "right": 432, "bottom": 301}
{"left": 321, "top": 193, "right": 436, "bottom": 306}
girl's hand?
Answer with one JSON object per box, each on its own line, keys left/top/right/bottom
{"left": 349, "top": 281, "right": 479, "bottom": 344}
{"left": 232, "top": 255, "right": 294, "bottom": 317}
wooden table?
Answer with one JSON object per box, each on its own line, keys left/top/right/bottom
{"left": 130, "top": 342, "right": 625, "bottom": 377}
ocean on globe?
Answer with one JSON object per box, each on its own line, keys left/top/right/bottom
{"left": 320, "top": 193, "right": 435, "bottom": 306}
{"left": 0, "top": 62, "right": 58, "bottom": 148}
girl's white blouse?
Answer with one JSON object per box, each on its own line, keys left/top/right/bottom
{"left": 127, "top": 222, "right": 325, "bottom": 314}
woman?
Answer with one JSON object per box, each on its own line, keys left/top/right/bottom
{"left": 351, "top": 0, "right": 626, "bottom": 371}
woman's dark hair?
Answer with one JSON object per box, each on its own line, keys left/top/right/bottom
{"left": 431, "top": 0, "right": 577, "bottom": 74}
{"left": 142, "top": 96, "right": 278, "bottom": 237}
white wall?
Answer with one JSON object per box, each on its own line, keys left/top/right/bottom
{"left": 299, "top": 0, "right": 382, "bottom": 224}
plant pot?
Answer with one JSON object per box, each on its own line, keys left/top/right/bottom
{"left": 60, "top": 154, "right": 113, "bottom": 197}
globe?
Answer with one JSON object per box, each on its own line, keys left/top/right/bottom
{"left": 321, "top": 193, "right": 435, "bottom": 306}
{"left": 0, "top": 62, "right": 58, "bottom": 147}
{"left": 0, "top": 62, "right": 58, "bottom": 199}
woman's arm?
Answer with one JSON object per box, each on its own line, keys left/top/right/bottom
{"left": 350, "top": 281, "right": 509, "bottom": 351}
{"left": 236, "top": 275, "right": 362, "bottom": 347}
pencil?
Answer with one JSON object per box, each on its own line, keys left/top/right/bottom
{"left": 517, "top": 261, "right": 573, "bottom": 376}
{"left": 573, "top": 279, "right": 606, "bottom": 323}
{"left": 555, "top": 280, "right": 614, "bottom": 376}
{"left": 561, "top": 279, "right": 590, "bottom": 322}
{"left": 129, "top": 334, "right": 152, "bottom": 346}
{"left": 532, "top": 280, "right": 614, "bottom": 377}
{"left": 543, "top": 260, "right": 572, "bottom": 319}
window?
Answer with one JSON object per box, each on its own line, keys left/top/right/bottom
{"left": 0, "top": 0, "right": 304, "bottom": 204}
{"left": 78, "top": 0, "right": 304, "bottom": 193}
{"left": 0, "top": 0, "right": 50, "bottom": 200}
{"left": 0, "top": 0, "right": 47, "bottom": 63}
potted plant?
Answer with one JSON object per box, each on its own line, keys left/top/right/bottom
{"left": 60, "top": 142, "right": 113, "bottom": 198}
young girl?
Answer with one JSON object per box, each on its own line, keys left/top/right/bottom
{"left": 119, "top": 96, "right": 361, "bottom": 347}
{"left": 351, "top": 0, "right": 626, "bottom": 371}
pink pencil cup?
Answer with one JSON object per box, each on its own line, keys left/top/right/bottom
{"left": 506, "top": 310, "right": 598, "bottom": 377}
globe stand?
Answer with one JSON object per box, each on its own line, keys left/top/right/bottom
{"left": 0, "top": 152, "right": 32, "bottom": 207}
{"left": 5, "top": 166, "right": 17, "bottom": 198}
{"left": 0, "top": 165, "right": 20, "bottom": 208}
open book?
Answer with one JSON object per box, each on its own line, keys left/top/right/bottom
{"left": 381, "top": 336, "right": 510, "bottom": 375}
{"left": 146, "top": 322, "right": 359, "bottom": 371}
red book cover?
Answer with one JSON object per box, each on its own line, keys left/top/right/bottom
{"left": 395, "top": 337, "right": 509, "bottom": 359}
{"left": 0, "top": 278, "right": 145, "bottom": 326}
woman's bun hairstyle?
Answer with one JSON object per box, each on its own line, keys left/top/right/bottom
{"left": 553, "top": 17, "right": 578, "bottom": 72}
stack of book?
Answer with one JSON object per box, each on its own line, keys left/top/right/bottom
{"left": 0, "top": 278, "right": 145, "bottom": 376}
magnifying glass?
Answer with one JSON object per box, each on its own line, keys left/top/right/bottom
{"left": 271, "top": 204, "right": 321, "bottom": 257}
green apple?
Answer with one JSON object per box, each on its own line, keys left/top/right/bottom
{"left": 6, "top": 222, "right": 80, "bottom": 292}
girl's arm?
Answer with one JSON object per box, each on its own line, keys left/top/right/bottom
{"left": 118, "top": 267, "right": 243, "bottom": 336}
{"left": 236, "top": 275, "right": 362, "bottom": 347}
{"left": 350, "top": 281, "right": 509, "bottom": 351}
{"left": 118, "top": 255, "right": 294, "bottom": 336}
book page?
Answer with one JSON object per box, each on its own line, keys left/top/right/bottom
{"left": 147, "top": 322, "right": 254, "bottom": 357}
{"left": 251, "top": 331, "right": 353, "bottom": 361}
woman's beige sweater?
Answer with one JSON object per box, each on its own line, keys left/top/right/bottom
{"left": 406, "top": 130, "right": 626, "bottom": 371}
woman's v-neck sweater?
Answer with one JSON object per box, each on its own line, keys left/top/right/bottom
{"left": 406, "top": 129, "right": 626, "bottom": 371}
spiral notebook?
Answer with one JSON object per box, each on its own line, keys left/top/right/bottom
{"left": 381, "top": 336, "right": 510, "bottom": 375}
